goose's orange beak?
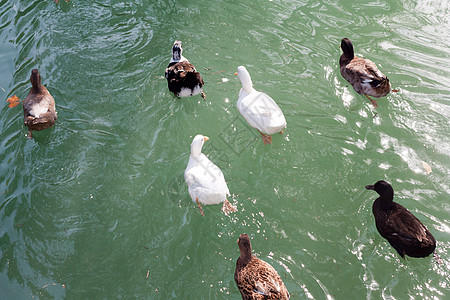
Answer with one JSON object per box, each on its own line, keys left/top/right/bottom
{"left": 234, "top": 72, "right": 237, "bottom": 75}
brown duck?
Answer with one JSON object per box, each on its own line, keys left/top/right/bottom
{"left": 339, "top": 38, "right": 395, "bottom": 107}
{"left": 366, "top": 180, "right": 436, "bottom": 258}
{"left": 22, "top": 69, "right": 57, "bottom": 138}
{"left": 235, "top": 234, "right": 290, "bottom": 299}
{"left": 165, "top": 40, "right": 205, "bottom": 99}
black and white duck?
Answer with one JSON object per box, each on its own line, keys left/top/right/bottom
{"left": 235, "top": 234, "right": 290, "bottom": 299}
{"left": 165, "top": 40, "right": 205, "bottom": 99}
{"left": 22, "top": 69, "right": 57, "bottom": 138}
{"left": 340, "top": 38, "right": 396, "bottom": 107}
{"left": 366, "top": 180, "right": 436, "bottom": 258}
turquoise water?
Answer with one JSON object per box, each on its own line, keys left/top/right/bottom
{"left": 0, "top": 0, "right": 449, "bottom": 299}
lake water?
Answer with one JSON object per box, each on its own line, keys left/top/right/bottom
{"left": 0, "top": 0, "right": 449, "bottom": 299}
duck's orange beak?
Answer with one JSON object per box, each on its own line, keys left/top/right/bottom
{"left": 203, "top": 136, "right": 209, "bottom": 141}
{"left": 234, "top": 72, "right": 237, "bottom": 75}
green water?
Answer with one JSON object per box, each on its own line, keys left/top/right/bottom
{"left": 0, "top": 0, "right": 449, "bottom": 299}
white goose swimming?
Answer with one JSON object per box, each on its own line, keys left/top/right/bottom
{"left": 235, "top": 66, "right": 286, "bottom": 145}
{"left": 184, "top": 135, "right": 236, "bottom": 215}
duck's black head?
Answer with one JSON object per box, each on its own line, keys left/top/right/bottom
{"left": 366, "top": 180, "right": 394, "bottom": 199}
{"left": 341, "top": 38, "right": 355, "bottom": 59}
{"left": 30, "top": 69, "right": 41, "bottom": 89}
{"left": 238, "top": 234, "right": 252, "bottom": 259}
{"left": 171, "top": 40, "right": 183, "bottom": 62}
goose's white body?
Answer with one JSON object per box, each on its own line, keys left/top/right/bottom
{"left": 184, "top": 135, "right": 229, "bottom": 205}
{"left": 236, "top": 66, "right": 286, "bottom": 135}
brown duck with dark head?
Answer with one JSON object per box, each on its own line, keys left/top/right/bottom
{"left": 234, "top": 234, "right": 290, "bottom": 299}
{"left": 22, "top": 69, "right": 57, "bottom": 138}
{"left": 340, "top": 38, "right": 395, "bottom": 107}
{"left": 366, "top": 180, "right": 436, "bottom": 258}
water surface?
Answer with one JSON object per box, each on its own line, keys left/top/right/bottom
{"left": 0, "top": 0, "right": 449, "bottom": 299}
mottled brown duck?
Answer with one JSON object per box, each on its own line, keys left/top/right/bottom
{"left": 339, "top": 38, "right": 395, "bottom": 107}
{"left": 22, "top": 69, "right": 57, "bottom": 138}
{"left": 165, "top": 40, "right": 205, "bottom": 99}
{"left": 366, "top": 180, "right": 436, "bottom": 258}
{"left": 235, "top": 234, "right": 289, "bottom": 299}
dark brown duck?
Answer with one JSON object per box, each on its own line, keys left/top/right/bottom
{"left": 22, "top": 69, "right": 57, "bottom": 138}
{"left": 339, "top": 38, "right": 393, "bottom": 107}
{"left": 165, "top": 40, "right": 205, "bottom": 99}
{"left": 366, "top": 180, "right": 436, "bottom": 258}
{"left": 235, "top": 234, "right": 290, "bottom": 300}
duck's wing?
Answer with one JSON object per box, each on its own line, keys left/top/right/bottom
{"left": 361, "top": 59, "right": 388, "bottom": 88}
{"left": 236, "top": 258, "right": 289, "bottom": 299}
{"left": 23, "top": 88, "right": 55, "bottom": 118}
{"left": 344, "top": 57, "right": 387, "bottom": 87}
{"left": 380, "top": 204, "right": 435, "bottom": 258}
{"left": 166, "top": 61, "right": 204, "bottom": 86}
{"left": 387, "top": 207, "right": 429, "bottom": 242}
{"left": 22, "top": 94, "right": 36, "bottom": 116}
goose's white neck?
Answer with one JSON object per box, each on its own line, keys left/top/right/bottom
{"left": 240, "top": 77, "right": 254, "bottom": 93}
{"left": 190, "top": 140, "right": 204, "bottom": 159}
{"left": 190, "top": 147, "right": 202, "bottom": 159}
{"left": 237, "top": 67, "right": 255, "bottom": 93}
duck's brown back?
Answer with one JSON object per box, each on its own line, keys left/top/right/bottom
{"left": 23, "top": 84, "right": 57, "bottom": 131}
{"left": 235, "top": 256, "right": 289, "bottom": 299}
{"left": 340, "top": 55, "right": 391, "bottom": 98}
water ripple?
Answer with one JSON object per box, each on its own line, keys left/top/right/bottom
{"left": 0, "top": 0, "right": 449, "bottom": 298}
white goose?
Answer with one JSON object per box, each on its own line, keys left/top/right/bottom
{"left": 235, "top": 66, "right": 286, "bottom": 145}
{"left": 184, "top": 135, "right": 237, "bottom": 215}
